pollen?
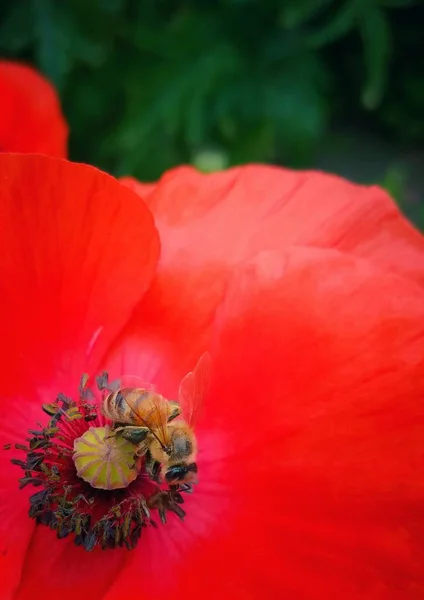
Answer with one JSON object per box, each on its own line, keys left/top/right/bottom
{"left": 73, "top": 426, "right": 141, "bottom": 490}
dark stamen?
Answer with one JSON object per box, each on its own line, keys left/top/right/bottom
{"left": 8, "top": 373, "right": 192, "bottom": 552}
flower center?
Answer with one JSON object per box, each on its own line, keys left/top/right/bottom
{"left": 73, "top": 426, "right": 141, "bottom": 490}
{"left": 8, "top": 373, "right": 190, "bottom": 551}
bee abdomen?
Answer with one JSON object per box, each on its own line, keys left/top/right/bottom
{"left": 103, "top": 388, "right": 151, "bottom": 424}
{"left": 103, "top": 389, "right": 131, "bottom": 422}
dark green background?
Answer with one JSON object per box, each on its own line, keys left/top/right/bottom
{"left": 1, "top": 0, "right": 423, "bottom": 226}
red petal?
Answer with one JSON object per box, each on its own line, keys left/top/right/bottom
{"left": 0, "top": 402, "right": 43, "bottom": 599}
{"left": 121, "top": 165, "right": 424, "bottom": 288}
{"left": 120, "top": 176, "right": 156, "bottom": 199}
{"left": 103, "top": 264, "right": 226, "bottom": 396}
{"left": 11, "top": 528, "right": 128, "bottom": 600}
{"left": 114, "top": 164, "right": 424, "bottom": 396}
{"left": 0, "top": 154, "right": 159, "bottom": 398}
{"left": 103, "top": 247, "right": 424, "bottom": 599}
{"left": 0, "top": 62, "right": 68, "bottom": 157}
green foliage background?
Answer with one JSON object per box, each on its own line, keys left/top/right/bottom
{"left": 0, "top": 0, "right": 423, "bottom": 225}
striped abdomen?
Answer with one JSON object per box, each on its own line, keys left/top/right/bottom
{"left": 102, "top": 388, "right": 152, "bottom": 424}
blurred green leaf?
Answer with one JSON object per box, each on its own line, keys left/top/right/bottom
{"left": 0, "top": 0, "right": 422, "bottom": 226}
{"left": 379, "top": 0, "right": 418, "bottom": 6}
{"left": 279, "top": 0, "right": 336, "bottom": 29}
{"left": 380, "top": 164, "right": 407, "bottom": 204}
{"left": 31, "top": 0, "right": 107, "bottom": 89}
{"left": 306, "top": 0, "right": 361, "bottom": 48}
{"left": 31, "top": 0, "right": 71, "bottom": 89}
{"left": 0, "top": 3, "right": 35, "bottom": 52}
{"left": 359, "top": 7, "right": 391, "bottom": 109}
{"left": 264, "top": 63, "right": 328, "bottom": 164}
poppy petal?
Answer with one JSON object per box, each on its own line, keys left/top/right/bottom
{"left": 0, "top": 61, "right": 68, "bottom": 157}
{"left": 0, "top": 420, "right": 36, "bottom": 599}
{"left": 102, "top": 263, "right": 226, "bottom": 397}
{"left": 119, "top": 176, "right": 156, "bottom": 199}
{"left": 122, "top": 165, "right": 424, "bottom": 287}
{"left": 113, "top": 164, "right": 424, "bottom": 399}
{"left": 11, "top": 527, "right": 128, "bottom": 600}
{"left": 0, "top": 401, "right": 47, "bottom": 599}
{"left": 102, "top": 247, "right": 424, "bottom": 599}
{"left": 0, "top": 154, "right": 160, "bottom": 399}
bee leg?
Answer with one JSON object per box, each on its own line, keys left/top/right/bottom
{"left": 167, "top": 401, "right": 182, "bottom": 422}
{"left": 147, "top": 490, "right": 168, "bottom": 524}
{"left": 147, "top": 488, "right": 186, "bottom": 523}
{"left": 144, "top": 452, "right": 162, "bottom": 483}
{"left": 135, "top": 441, "right": 149, "bottom": 457}
{"left": 115, "top": 426, "right": 150, "bottom": 445}
{"left": 151, "top": 461, "right": 162, "bottom": 482}
{"left": 177, "top": 483, "right": 193, "bottom": 494}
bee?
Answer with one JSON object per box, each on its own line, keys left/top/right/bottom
{"left": 102, "top": 353, "right": 211, "bottom": 485}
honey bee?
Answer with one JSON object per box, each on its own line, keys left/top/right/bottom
{"left": 102, "top": 353, "right": 211, "bottom": 485}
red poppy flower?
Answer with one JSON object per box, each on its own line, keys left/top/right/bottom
{"left": 0, "top": 61, "right": 68, "bottom": 157}
{"left": 1, "top": 154, "right": 424, "bottom": 600}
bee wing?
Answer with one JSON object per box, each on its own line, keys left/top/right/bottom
{"left": 178, "top": 352, "right": 211, "bottom": 428}
{"left": 142, "top": 394, "right": 172, "bottom": 447}
{"left": 126, "top": 390, "right": 171, "bottom": 448}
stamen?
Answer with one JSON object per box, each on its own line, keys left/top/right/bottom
{"left": 8, "top": 373, "right": 191, "bottom": 551}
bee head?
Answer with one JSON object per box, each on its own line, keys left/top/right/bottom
{"left": 164, "top": 462, "right": 198, "bottom": 484}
